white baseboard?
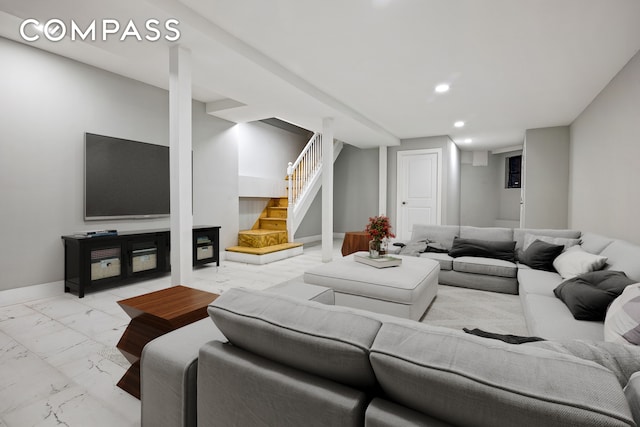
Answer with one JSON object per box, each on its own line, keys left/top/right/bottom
{"left": 295, "top": 235, "right": 321, "bottom": 244}
{"left": 0, "top": 280, "right": 65, "bottom": 307}
{"left": 294, "top": 233, "right": 345, "bottom": 245}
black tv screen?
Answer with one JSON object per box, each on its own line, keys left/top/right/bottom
{"left": 85, "top": 133, "right": 170, "bottom": 220}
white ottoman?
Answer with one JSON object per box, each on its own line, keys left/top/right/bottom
{"left": 303, "top": 252, "right": 439, "bottom": 320}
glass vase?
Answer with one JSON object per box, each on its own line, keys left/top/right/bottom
{"left": 369, "top": 239, "right": 381, "bottom": 259}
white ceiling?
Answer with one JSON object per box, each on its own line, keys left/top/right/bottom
{"left": 1, "top": 0, "right": 639, "bottom": 150}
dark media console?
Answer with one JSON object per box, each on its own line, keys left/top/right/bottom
{"left": 61, "top": 226, "right": 220, "bottom": 298}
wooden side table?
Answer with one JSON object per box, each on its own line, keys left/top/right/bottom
{"left": 341, "top": 231, "right": 371, "bottom": 256}
{"left": 116, "top": 285, "right": 219, "bottom": 398}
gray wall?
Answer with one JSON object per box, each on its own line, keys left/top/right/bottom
{"left": 0, "top": 37, "right": 238, "bottom": 291}
{"left": 295, "top": 191, "right": 322, "bottom": 239}
{"left": 294, "top": 143, "right": 379, "bottom": 238}
{"left": 333, "top": 144, "right": 379, "bottom": 232}
{"left": 569, "top": 50, "right": 640, "bottom": 243}
{"left": 460, "top": 153, "right": 499, "bottom": 226}
{"left": 387, "top": 136, "right": 461, "bottom": 228}
{"left": 522, "top": 126, "right": 570, "bottom": 229}
{"left": 460, "top": 150, "right": 522, "bottom": 227}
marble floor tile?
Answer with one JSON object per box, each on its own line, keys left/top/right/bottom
{"left": 2, "top": 385, "right": 138, "bottom": 427}
{"left": 0, "top": 304, "right": 39, "bottom": 322}
{"left": 0, "top": 312, "right": 67, "bottom": 345}
{"left": 57, "top": 308, "right": 129, "bottom": 339}
{"left": 0, "top": 240, "right": 347, "bottom": 426}
{"left": 26, "top": 295, "right": 95, "bottom": 320}
{"left": 0, "top": 343, "right": 72, "bottom": 414}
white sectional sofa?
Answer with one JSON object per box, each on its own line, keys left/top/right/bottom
{"left": 142, "top": 287, "right": 640, "bottom": 427}
{"left": 140, "top": 225, "right": 640, "bottom": 426}
{"left": 397, "top": 224, "right": 640, "bottom": 341}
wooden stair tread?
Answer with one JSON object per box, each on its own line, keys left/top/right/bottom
{"left": 239, "top": 229, "right": 283, "bottom": 236}
{"left": 226, "top": 242, "right": 303, "bottom": 255}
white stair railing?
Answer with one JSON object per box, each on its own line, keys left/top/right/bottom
{"left": 287, "top": 132, "right": 322, "bottom": 208}
{"left": 286, "top": 134, "right": 344, "bottom": 242}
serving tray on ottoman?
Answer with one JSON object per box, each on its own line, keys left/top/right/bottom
{"left": 304, "top": 252, "right": 439, "bottom": 320}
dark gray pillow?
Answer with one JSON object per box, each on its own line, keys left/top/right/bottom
{"left": 425, "top": 242, "right": 448, "bottom": 253}
{"left": 554, "top": 270, "right": 636, "bottom": 321}
{"left": 448, "top": 237, "right": 516, "bottom": 262}
{"left": 518, "top": 239, "right": 564, "bottom": 271}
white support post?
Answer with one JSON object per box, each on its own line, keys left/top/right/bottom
{"left": 321, "top": 118, "right": 334, "bottom": 262}
{"left": 169, "top": 45, "right": 193, "bottom": 285}
{"left": 378, "top": 146, "right": 387, "bottom": 215}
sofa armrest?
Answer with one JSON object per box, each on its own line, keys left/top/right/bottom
{"left": 141, "top": 318, "right": 226, "bottom": 427}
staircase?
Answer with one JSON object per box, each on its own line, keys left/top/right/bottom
{"left": 225, "top": 132, "right": 342, "bottom": 264}
{"left": 226, "top": 197, "right": 303, "bottom": 262}
{"left": 287, "top": 133, "right": 343, "bottom": 241}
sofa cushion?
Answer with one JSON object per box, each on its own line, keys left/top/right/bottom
{"left": 601, "top": 240, "right": 640, "bottom": 283}
{"left": 370, "top": 322, "right": 634, "bottom": 427}
{"left": 517, "top": 239, "right": 564, "bottom": 271}
{"left": 452, "top": 256, "right": 517, "bottom": 278}
{"left": 522, "top": 293, "right": 604, "bottom": 341}
{"left": 554, "top": 271, "right": 635, "bottom": 321}
{"left": 439, "top": 270, "right": 518, "bottom": 294}
{"left": 198, "top": 341, "right": 368, "bottom": 427}
{"left": 448, "top": 237, "right": 516, "bottom": 262}
{"left": 208, "top": 288, "right": 381, "bottom": 389}
{"left": 513, "top": 228, "right": 581, "bottom": 251}
{"left": 419, "top": 252, "right": 453, "bottom": 271}
{"left": 410, "top": 224, "right": 459, "bottom": 250}
{"left": 518, "top": 268, "right": 564, "bottom": 298}
{"left": 605, "top": 283, "right": 640, "bottom": 346}
{"left": 553, "top": 245, "right": 608, "bottom": 279}
{"left": 581, "top": 232, "right": 615, "bottom": 254}
{"left": 365, "top": 398, "right": 451, "bottom": 427}
{"left": 525, "top": 339, "right": 640, "bottom": 387}
{"left": 460, "top": 225, "right": 513, "bottom": 242}
{"left": 624, "top": 372, "right": 640, "bottom": 423}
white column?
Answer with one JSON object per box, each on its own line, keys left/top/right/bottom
{"left": 378, "top": 146, "right": 387, "bottom": 215}
{"left": 321, "top": 118, "right": 334, "bottom": 262}
{"left": 169, "top": 45, "right": 193, "bottom": 285}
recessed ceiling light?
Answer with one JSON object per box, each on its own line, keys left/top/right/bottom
{"left": 435, "top": 84, "right": 450, "bottom": 93}
{"left": 464, "top": 138, "right": 472, "bottom": 143}
{"left": 454, "top": 121, "right": 465, "bottom": 128}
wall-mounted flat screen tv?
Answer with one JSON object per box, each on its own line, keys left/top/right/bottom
{"left": 85, "top": 133, "right": 170, "bottom": 220}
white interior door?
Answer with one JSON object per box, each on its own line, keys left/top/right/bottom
{"left": 396, "top": 149, "right": 442, "bottom": 241}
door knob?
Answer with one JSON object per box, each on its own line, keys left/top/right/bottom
{"left": 402, "top": 201, "right": 407, "bottom": 205}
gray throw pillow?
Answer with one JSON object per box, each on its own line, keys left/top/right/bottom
{"left": 554, "top": 270, "right": 636, "bottom": 321}
{"left": 518, "top": 239, "right": 564, "bottom": 271}
{"left": 448, "top": 237, "right": 516, "bottom": 262}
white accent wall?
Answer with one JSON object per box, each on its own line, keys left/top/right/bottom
{"left": 0, "top": 37, "right": 238, "bottom": 292}
{"left": 569, "top": 50, "right": 640, "bottom": 243}
{"left": 237, "top": 120, "right": 307, "bottom": 197}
